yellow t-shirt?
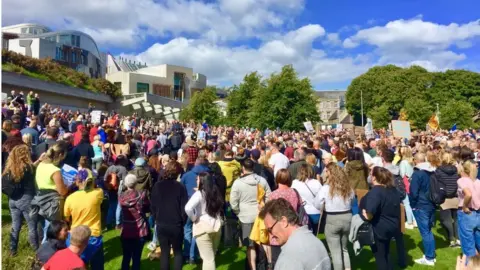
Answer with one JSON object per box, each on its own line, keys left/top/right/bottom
{"left": 64, "top": 188, "right": 104, "bottom": 237}
{"left": 36, "top": 163, "right": 61, "bottom": 190}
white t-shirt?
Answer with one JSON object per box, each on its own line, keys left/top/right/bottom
{"left": 269, "top": 152, "right": 290, "bottom": 177}
{"left": 315, "top": 184, "right": 354, "bottom": 213}
{"left": 363, "top": 152, "right": 373, "bottom": 165}
{"left": 292, "top": 179, "right": 322, "bottom": 215}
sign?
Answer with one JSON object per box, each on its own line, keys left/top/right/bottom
{"left": 303, "top": 121, "right": 314, "bottom": 132}
{"left": 337, "top": 124, "right": 343, "bottom": 131}
{"left": 90, "top": 110, "right": 102, "bottom": 124}
{"left": 392, "top": 120, "right": 411, "bottom": 139}
{"left": 365, "top": 118, "right": 374, "bottom": 139}
{"left": 61, "top": 164, "right": 78, "bottom": 185}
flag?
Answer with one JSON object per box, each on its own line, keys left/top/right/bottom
{"left": 427, "top": 114, "right": 439, "bottom": 131}
{"left": 450, "top": 123, "right": 457, "bottom": 132}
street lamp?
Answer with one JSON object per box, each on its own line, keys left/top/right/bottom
{"left": 361, "top": 89, "right": 364, "bottom": 127}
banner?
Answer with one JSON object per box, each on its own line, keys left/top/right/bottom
{"left": 427, "top": 114, "right": 439, "bottom": 131}
{"left": 303, "top": 121, "right": 314, "bottom": 132}
{"left": 365, "top": 118, "right": 374, "bottom": 139}
{"left": 90, "top": 110, "right": 102, "bottom": 124}
{"left": 392, "top": 120, "right": 411, "bottom": 139}
{"left": 61, "top": 164, "right": 78, "bottom": 185}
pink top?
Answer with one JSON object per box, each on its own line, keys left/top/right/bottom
{"left": 146, "top": 140, "right": 156, "bottom": 154}
{"left": 267, "top": 188, "right": 299, "bottom": 246}
{"left": 457, "top": 177, "right": 480, "bottom": 210}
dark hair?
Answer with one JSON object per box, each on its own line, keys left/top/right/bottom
{"left": 275, "top": 169, "right": 292, "bottom": 187}
{"left": 243, "top": 159, "right": 254, "bottom": 172}
{"left": 46, "top": 220, "right": 68, "bottom": 240}
{"left": 47, "top": 126, "right": 60, "bottom": 138}
{"left": 259, "top": 198, "right": 299, "bottom": 225}
{"left": 198, "top": 172, "right": 224, "bottom": 217}
{"left": 460, "top": 146, "right": 474, "bottom": 162}
{"left": 81, "top": 131, "right": 89, "bottom": 142}
{"left": 306, "top": 140, "right": 313, "bottom": 149}
{"left": 382, "top": 149, "right": 395, "bottom": 163}
{"left": 372, "top": 166, "right": 394, "bottom": 187}
{"left": 163, "top": 161, "right": 181, "bottom": 180}
{"left": 347, "top": 147, "right": 366, "bottom": 163}
{"left": 114, "top": 155, "right": 129, "bottom": 168}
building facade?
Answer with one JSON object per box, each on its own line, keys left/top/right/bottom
{"left": 2, "top": 23, "right": 106, "bottom": 78}
{"left": 315, "top": 90, "right": 353, "bottom": 126}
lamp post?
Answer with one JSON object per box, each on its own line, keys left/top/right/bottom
{"left": 361, "top": 89, "right": 364, "bottom": 127}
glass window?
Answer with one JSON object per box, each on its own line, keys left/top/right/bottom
{"left": 72, "top": 52, "right": 76, "bottom": 63}
{"left": 137, "top": 83, "right": 149, "bottom": 93}
{"left": 71, "top": 35, "right": 76, "bottom": 46}
{"left": 21, "top": 28, "right": 27, "bottom": 34}
{"left": 58, "top": 35, "right": 70, "bottom": 45}
{"left": 76, "top": 36, "right": 80, "bottom": 47}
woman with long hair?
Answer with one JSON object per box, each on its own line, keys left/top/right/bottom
{"left": 185, "top": 172, "right": 224, "bottom": 270}
{"left": 292, "top": 164, "right": 322, "bottom": 235}
{"left": 315, "top": 162, "right": 354, "bottom": 270}
{"left": 34, "top": 220, "right": 69, "bottom": 267}
{"left": 361, "top": 167, "right": 401, "bottom": 269}
{"left": 344, "top": 147, "right": 369, "bottom": 193}
{"left": 2, "top": 144, "right": 39, "bottom": 255}
{"left": 457, "top": 160, "right": 480, "bottom": 261}
{"left": 399, "top": 146, "right": 416, "bottom": 229}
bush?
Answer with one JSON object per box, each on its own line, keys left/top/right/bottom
{"left": 1, "top": 50, "right": 121, "bottom": 99}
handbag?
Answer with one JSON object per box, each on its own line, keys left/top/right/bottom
{"left": 403, "top": 176, "right": 410, "bottom": 195}
{"left": 357, "top": 222, "right": 375, "bottom": 246}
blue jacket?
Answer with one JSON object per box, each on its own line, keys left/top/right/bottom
{"left": 181, "top": 165, "right": 210, "bottom": 198}
{"left": 98, "top": 129, "right": 107, "bottom": 143}
{"left": 409, "top": 162, "right": 436, "bottom": 211}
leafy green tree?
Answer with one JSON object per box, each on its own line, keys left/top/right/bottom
{"left": 179, "top": 86, "right": 221, "bottom": 125}
{"left": 249, "top": 65, "right": 320, "bottom": 131}
{"left": 403, "top": 98, "right": 434, "bottom": 130}
{"left": 439, "top": 100, "right": 475, "bottom": 130}
{"left": 226, "top": 72, "right": 263, "bottom": 127}
{"left": 367, "top": 104, "right": 390, "bottom": 128}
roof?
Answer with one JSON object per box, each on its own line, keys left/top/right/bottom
{"left": 315, "top": 90, "right": 346, "bottom": 99}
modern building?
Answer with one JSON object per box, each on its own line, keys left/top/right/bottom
{"left": 2, "top": 23, "right": 106, "bottom": 78}
{"left": 315, "top": 90, "right": 353, "bottom": 127}
{"left": 106, "top": 55, "right": 207, "bottom": 120}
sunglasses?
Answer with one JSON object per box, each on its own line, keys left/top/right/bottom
{"left": 267, "top": 220, "right": 279, "bottom": 234}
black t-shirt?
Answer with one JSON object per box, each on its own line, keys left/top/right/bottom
{"left": 360, "top": 185, "right": 401, "bottom": 240}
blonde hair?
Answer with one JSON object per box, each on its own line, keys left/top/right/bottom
{"left": 460, "top": 160, "right": 478, "bottom": 181}
{"left": 400, "top": 146, "right": 414, "bottom": 166}
{"left": 305, "top": 153, "right": 317, "bottom": 166}
{"left": 441, "top": 152, "right": 456, "bottom": 166}
{"left": 2, "top": 145, "right": 33, "bottom": 182}
{"left": 70, "top": 225, "right": 91, "bottom": 247}
{"left": 44, "top": 142, "right": 67, "bottom": 166}
{"left": 22, "top": 133, "right": 32, "bottom": 147}
{"left": 427, "top": 150, "right": 442, "bottom": 168}
{"left": 297, "top": 164, "right": 314, "bottom": 182}
{"left": 326, "top": 163, "right": 353, "bottom": 201}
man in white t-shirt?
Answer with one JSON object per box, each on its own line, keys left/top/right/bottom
{"left": 268, "top": 142, "right": 290, "bottom": 177}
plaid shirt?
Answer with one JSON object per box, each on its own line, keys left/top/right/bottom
{"left": 186, "top": 146, "right": 199, "bottom": 165}
{"left": 119, "top": 190, "right": 150, "bottom": 239}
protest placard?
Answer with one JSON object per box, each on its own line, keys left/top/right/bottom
{"left": 392, "top": 120, "right": 411, "bottom": 139}
{"left": 62, "top": 164, "right": 78, "bottom": 185}
{"left": 365, "top": 118, "right": 374, "bottom": 139}
{"left": 90, "top": 110, "right": 102, "bottom": 124}
{"left": 303, "top": 121, "right": 314, "bottom": 132}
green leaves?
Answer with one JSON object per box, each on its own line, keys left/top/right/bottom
{"left": 180, "top": 86, "right": 222, "bottom": 125}
{"left": 439, "top": 100, "right": 476, "bottom": 130}
{"left": 346, "top": 65, "right": 480, "bottom": 128}
{"left": 226, "top": 65, "right": 320, "bottom": 131}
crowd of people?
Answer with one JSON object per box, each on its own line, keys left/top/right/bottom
{"left": 2, "top": 94, "right": 480, "bottom": 270}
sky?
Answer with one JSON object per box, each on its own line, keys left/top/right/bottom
{"left": 3, "top": 0, "right": 480, "bottom": 90}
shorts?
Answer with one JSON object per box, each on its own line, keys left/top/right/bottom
{"left": 241, "top": 222, "right": 254, "bottom": 247}
{"left": 67, "top": 233, "right": 103, "bottom": 262}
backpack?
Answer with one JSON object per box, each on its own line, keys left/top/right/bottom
{"left": 292, "top": 188, "right": 309, "bottom": 226}
{"left": 106, "top": 172, "right": 119, "bottom": 191}
{"left": 393, "top": 174, "right": 407, "bottom": 201}
{"left": 171, "top": 133, "right": 182, "bottom": 149}
{"left": 2, "top": 173, "right": 25, "bottom": 200}
{"left": 428, "top": 171, "right": 447, "bottom": 205}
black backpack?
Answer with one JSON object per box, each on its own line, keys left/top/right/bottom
{"left": 2, "top": 173, "right": 25, "bottom": 200}
{"left": 171, "top": 133, "right": 182, "bottom": 149}
{"left": 393, "top": 174, "right": 407, "bottom": 201}
{"left": 428, "top": 171, "right": 447, "bottom": 205}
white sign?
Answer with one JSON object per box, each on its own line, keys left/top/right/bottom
{"left": 365, "top": 118, "right": 374, "bottom": 139}
{"left": 337, "top": 124, "right": 343, "bottom": 131}
{"left": 61, "top": 164, "right": 78, "bottom": 185}
{"left": 303, "top": 121, "right": 314, "bottom": 132}
{"left": 90, "top": 110, "right": 102, "bottom": 124}
{"left": 392, "top": 120, "right": 411, "bottom": 139}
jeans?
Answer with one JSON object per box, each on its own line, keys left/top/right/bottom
{"left": 195, "top": 231, "right": 222, "bottom": 270}
{"left": 107, "top": 193, "right": 121, "bottom": 226}
{"left": 371, "top": 236, "right": 392, "bottom": 270}
{"left": 157, "top": 224, "right": 183, "bottom": 270}
{"left": 67, "top": 234, "right": 104, "bottom": 270}
{"left": 439, "top": 208, "right": 458, "bottom": 241}
{"left": 183, "top": 218, "right": 198, "bottom": 260}
{"left": 413, "top": 209, "right": 436, "bottom": 260}
{"left": 9, "top": 195, "right": 38, "bottom": 252}
{"left": 457, "top": 210, "right": 480, "bottom": 257}
{"left": 308, "top": 214, "right": 321, "bottom": 235}
{"left": 403, "top": 196, "right": 416, "bottom": 224}
{"left": 121, "top": 237, "right": 145, "bottom": 270}
{"left": 40, "top": 218, "right": 50, "bottom": 244}
{"left": 325, "top": 213, "right": 351, "bottom": 270}
{"left": 92, "top": 158, "right": 103, "bottom": 171}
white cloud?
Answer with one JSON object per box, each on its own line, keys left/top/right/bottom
{"left": 2, "top": 0, "right": 305, "bottom": 47}
{"left": 323, "top": 33, "right": 341, "bottom": 46}
{"left": 119, "top": 24, "right": 368, "bottom": 86}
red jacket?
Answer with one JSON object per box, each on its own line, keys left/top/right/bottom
{"left": 73, "top": 125, "right": 85, "bottom": 146}
{"left": 89, "top": 127, "right": 98, "bottom": 143}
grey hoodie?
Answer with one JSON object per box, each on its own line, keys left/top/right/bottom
{"left": 230, "top": 173, "right": 272, "bottom": 223}
{"left": 384, "top": 163, "right": 400, "bottom": 176}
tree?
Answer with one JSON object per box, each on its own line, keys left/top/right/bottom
{"left": 439, "top": 100, "right": 475, "bottom": 130}
{"left": 226, "top": 72, "right": 263, "bottom": 127}
{"left": 368, "top": 104, "right": 390, "bottom": 129}
{"left": 249, "top": 65, "right": 320, "bottom": 131}
{"left": 179, "top": 86, "right": 221, "bottom": 125}
{"left": 403, "top": 98, "right": 434, "bottom": 130}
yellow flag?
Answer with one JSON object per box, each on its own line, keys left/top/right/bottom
{"left": 428, "top": 114, "right": 439, "bottom": 131}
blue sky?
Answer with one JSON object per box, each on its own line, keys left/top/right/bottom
{"left": 3, "top": 0, "right": 480, "bottom": 90}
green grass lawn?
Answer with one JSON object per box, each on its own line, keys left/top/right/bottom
{"left": 2, "top": 194, "right": 458, "bottom": 269}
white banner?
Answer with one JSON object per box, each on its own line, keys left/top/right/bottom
{"left": 365, "top": 118, "right": 374, "bottom": 139}
{"left": 303, "top": 121, "right": 314, "bottom": 132}
{"left": 90, "top": 110, "right": 102, "bottom": 124}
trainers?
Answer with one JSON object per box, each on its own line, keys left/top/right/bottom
{"left": 414, "top": 256, "right": 435, "bottom": 266}
{"left": 147, "top": 242, "right": 157, "bottom": 251}
{"left": 405, "top": 223, "right": 414, "bottom": 230}
{"left": 456, "top": 239, "right": 461, "bottom": 246}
